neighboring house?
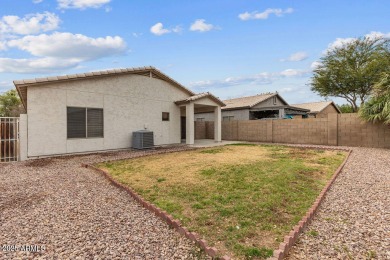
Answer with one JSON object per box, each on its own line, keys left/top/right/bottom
{"left": 292, "top": 101, "right": 341, "bottom": 118}
{"left": 14, "top": 66, "right": 225, "bottom": 160}
{"left": 194, "top": 93, "right": 309, "bottom": 121}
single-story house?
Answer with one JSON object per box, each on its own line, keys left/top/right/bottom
{"left": 291, "top": 101, "right": 341, "bottom": 118}
{"left": 194, "top": 92, "right": 309, "bottom": 121}
{"left": 14, "top": 66, "right": 225, "bottom": 160}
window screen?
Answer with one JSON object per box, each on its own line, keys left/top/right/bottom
{"left": 67, "top": 107, "right": 104, "bottom": 138}
{"left": 67, "top": 107, "right": 86, "bottom": 138}
{"left": 87, "top": 108, "right": 104, "bottom": 137}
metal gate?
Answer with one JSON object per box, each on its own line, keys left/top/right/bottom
{"left": 0, "top": 117, "right": 19, "bottom": 162}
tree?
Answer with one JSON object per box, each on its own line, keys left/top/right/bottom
{"left": 359, "top": 72, "right": 390, "bottom": 124}
{"left": 337, "top": 104, "right": 354, "bottom": 113}
{"left": 0, "top": 89, "right": 24, "bottom": 117}
{"left": 311, "top": 36, "right": 390, "bottom": 112}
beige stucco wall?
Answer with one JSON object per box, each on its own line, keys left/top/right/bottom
{"left": 194, "top": 112, "right": 214, "bottom": 121}
{"left": 251, "top": 95, "right": 286, "bottom": 108}
{"left": 195, "top": 109, "right": 249, "bottom": 121}
{"left": 26, "top": 74, "right": 190, "bottom": 157}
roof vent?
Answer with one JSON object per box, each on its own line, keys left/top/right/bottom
{"left": 132, "top": 130, "right": 154, "bottom": 149}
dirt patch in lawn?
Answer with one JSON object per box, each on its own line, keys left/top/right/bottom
{"left": 98, "top": 144, "right": 346, "bottom": 259}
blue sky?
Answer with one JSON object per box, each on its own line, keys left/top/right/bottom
{"left": 0, "top": 0, "right": 389, "bottom": 104}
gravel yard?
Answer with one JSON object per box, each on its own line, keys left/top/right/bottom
{"left": 1, "top": 145, "right": 389, "bottom": 260}
{"left": 0, "top": 146, "right": 207, "bottom": 259}
{"left": 287, "top": 147, "right": 390, "bottom": 259}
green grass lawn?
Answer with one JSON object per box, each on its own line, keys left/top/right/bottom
{"left": 98, "top": 144, "right": 346, "bottom": 259}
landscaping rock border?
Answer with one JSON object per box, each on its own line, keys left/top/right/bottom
{"left": 268, "top": 148, "right": 352, "bottom": 260}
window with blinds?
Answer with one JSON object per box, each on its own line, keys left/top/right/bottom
{"left": 87, "top": 108, "right": 104, "bottom": 137}
{"left": 67, "top": 107, "right": 104, "bottom": 138}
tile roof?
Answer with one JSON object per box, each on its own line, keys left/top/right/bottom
{"left": 175, "top": 92, "right": 225, "bottom": 106}
{"left": 292, "top": 101, "right": 341, "bottom": 113}
{"left": 222, "top": 93, "right": 278, "bottom": 110}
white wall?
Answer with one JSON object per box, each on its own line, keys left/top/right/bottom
{"left": 27, "top": 74, "right": 189, "bottom": 157}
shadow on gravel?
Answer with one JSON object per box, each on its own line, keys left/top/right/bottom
{"left": 24, "top": 158, "right": 54, "bottom": 167}
{"left": 0, "top": 192, "right": 48, "bottom": 211}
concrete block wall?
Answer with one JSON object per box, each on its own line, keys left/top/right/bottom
{"left": 194, "top": 121, "right": 215, "bottom": 140}
{"left": 273, "top": 118, "right": 328, "bottom": 145}
{"left": 196, "top": 113, "right": 390, "bottom": 148}
{"left": 221, "top": 121, "right": 238, "bottom": 140}
{"left": 237, "top": 120, "right": 269, "bottom": 142}
{"left": 206, "top": 121, "right": 214, "bottom": 139}
{"left": 338, "top": 113, "right": 390, "bottom": 148}
{"left": 195, "top": 121, "right": 206, "bottom": 139}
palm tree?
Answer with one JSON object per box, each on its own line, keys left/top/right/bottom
{"left": 359, "top": 72, "right": 390, "bottom": 124}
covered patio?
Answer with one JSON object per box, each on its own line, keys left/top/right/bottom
{"left": 175, "top": 92, "right": 225, "bottom": 145}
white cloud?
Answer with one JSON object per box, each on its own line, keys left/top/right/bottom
{"left": 189, "top": 69, "right": 308, "bottom": 89}
{"left": 33, "top": 0, "right": 43, "bottom": 3}
{"left": 281, "top": 51, "right": 308, "bottom": 62}
{"left": 365, "top": 31, "right": 390, "bottom": 39}
{"left": 0, "top": 41, "right": 6, "bottom": 50}
{"left": 0, "top": 57, "right": 79, "bottom": 73}
{"left": 8, "top": 32, "right": 126, "bottom": 60}
{"left": 279, "top": 87, "right": 293, "bottom": 93}
{"left": 0, "top": 80, "right": 13, "bottom": 92}
{"left": 310, "top": 61, "right": 321, "bottom": 70}
{"left": 172, "top": 26, "right": 182, "bottom": 33}
{"left": 280, "top": 69, "right": 307, "bottom": 77}
{"left": 1, "top": 32, "right": 126, "bottom": 73}
{"left": 58, "top": 0, "right": 111, "bottom": 10}
{"left": 327, "top": 37, "right": 356, "bottom": 51}
{"left": 132, "top": 32, "right": 143, "bottom": 38}
{"left": 150, "top": 22, "right": 181, "bottom": 36}
{"left": 190, "top": 19, "right": 217, "bottom": 32}
{"left": 325, "top": 31, "right": 390, "bottom": 53}
{"left": 150, "top": 23, "right": 169, "bottom": 36}
{"left": 0, "top": 80, "right": 12, "bottom": 88}
{"left": 239, "top": 8, "right": 294, "bottom": 21}
{"left": 0, "top": 12, "right": 60, "bottom": 36}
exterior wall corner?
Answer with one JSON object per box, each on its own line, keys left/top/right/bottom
{"left": 19, "top": 114, "right": 28, "bottom": 161}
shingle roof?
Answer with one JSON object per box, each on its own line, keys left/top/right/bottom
{"left": 14, "top": 66, "right": 195, "bottom": 110}
{"left": 175, "top": 92, "right": 225, "bottom": 106}
{"left": 292, "top": 101, "right": 341, "bottom": 114}
{"left": 222, "top": 93, "right": 283, "bottom": 110}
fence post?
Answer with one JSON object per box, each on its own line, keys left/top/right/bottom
{"left": 19, "top": 114, "right": 28, "bottom": 161}
{"left": 327, "top": 113, "right": 338, "bottom": 146}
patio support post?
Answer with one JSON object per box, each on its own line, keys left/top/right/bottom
{"left": 214, "top": 106, "right": 222, "bottom": 142}
{"left": 279, "top": 108, "right": 285, "bottom": 119}
{"left": 186, "top": 102, "right": 195, "bottom": 145}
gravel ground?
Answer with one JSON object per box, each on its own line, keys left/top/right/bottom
{"left": 287, "top": 147, "right": 390, "bottom": 259}
{"left": 1, "top": 145, "right": 389, "bottom": 259}
{"left": 0, "top": 146, "right": 208, "bottom": 259}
